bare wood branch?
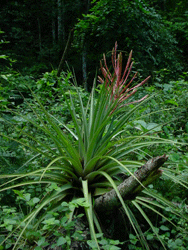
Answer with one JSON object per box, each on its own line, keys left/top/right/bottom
{"left": 94, "top": 154, "right": 168, "bottom": 213}
{"left": 57, "top": 28, "right": 74, "bottom": 77}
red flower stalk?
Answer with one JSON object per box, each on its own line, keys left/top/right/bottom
{"left": 98, "top": 42, "right": 150, "bottom": 108}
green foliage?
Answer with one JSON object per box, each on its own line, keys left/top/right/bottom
{"left": 0, "top": 73, "right": 35, "bottom": 110}
{"left": 0, "top": 70, "right": 90, "bottom": 177}
{"left": 87, "top": 236, "right": 123, "bottom": 250}
{"left": 0, "top": 196, "right": 87, "bottom": 249}
{"left": 128, "top": 203, "right": 188, "bottom": 250}
{"left": 74, "top": 0, "right": 183, "bottom": 77}
{"left": 0, "top": 48, "right": 188, "bottom": 249}
{"left": 145, "top": 0, "right": 188, "bottom": 68}
{"left": 35, "top": 70, "right": 89, "bottom": 112}
{"left": 1, "top": 0, "right": 187, "bottom": 88}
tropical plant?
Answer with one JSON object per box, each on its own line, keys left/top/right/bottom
{"left": 0, "top": 44, "right": 187, "bottom": 249}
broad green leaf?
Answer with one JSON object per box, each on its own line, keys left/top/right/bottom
{"left": 57, "top": 236, "right": 67, "bottom": 246}
{"left": 160, "top": 225, "right": 170, "bottom": 231}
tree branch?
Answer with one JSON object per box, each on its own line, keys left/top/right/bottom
{"left": 57, "top": 28, "right": 74, "bottom": 77}
{"left": 94, "top": 154, "right": 168, "bottom": 213}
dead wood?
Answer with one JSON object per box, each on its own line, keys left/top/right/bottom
{"left": 94, "top": 154, "right": 168, "bottom": 213}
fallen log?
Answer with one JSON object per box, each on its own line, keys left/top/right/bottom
{"left": 94, "top": 154, "right": 168, "bottom": 213}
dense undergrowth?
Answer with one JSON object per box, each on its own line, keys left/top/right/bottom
{"left": 0, "top": 64, "right": 188, "bottom": 250}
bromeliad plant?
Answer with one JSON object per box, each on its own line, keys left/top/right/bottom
{"left": 0, "top": 44, "right": 187, "bottom": 249}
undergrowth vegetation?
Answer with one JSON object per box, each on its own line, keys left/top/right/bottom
{"left": 0, "top": 46, "right": 188, "bottom": 250}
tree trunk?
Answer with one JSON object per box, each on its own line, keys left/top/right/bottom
{"left": 52, "top": 20, "right": 56, "bottom": 45}
{"left": 37, "top": 17, "right": 42, "bottom": 52}
{"left": 57, "top": 0, "right": 65, "bottom": 43}
{"left": 52, "top": 2, "right": 56, "bottom": 45}
{"left": 82, "top": 45, "right": 88, "bottom": 91}
{"left": 81, "top": 0, "right": 90, "bottom": 91}
{"left": 94, "top": 154, "right": 168, "bottom": 213}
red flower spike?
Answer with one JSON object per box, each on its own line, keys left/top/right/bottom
{"left": 119, "top": 72, "right": 138, "bottom": 96}
{"left": 120, "top": 50, "right": 133, "bottom": 86}
{"left": 98, "top": 42, "right": 150, "bottom": 110}
{"left": 116, "top": 53, "right": 122, "bottom": 87}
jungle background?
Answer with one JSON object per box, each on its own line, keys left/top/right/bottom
{"left": 0, "top": 0, "right": 188, "bottom": 249}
